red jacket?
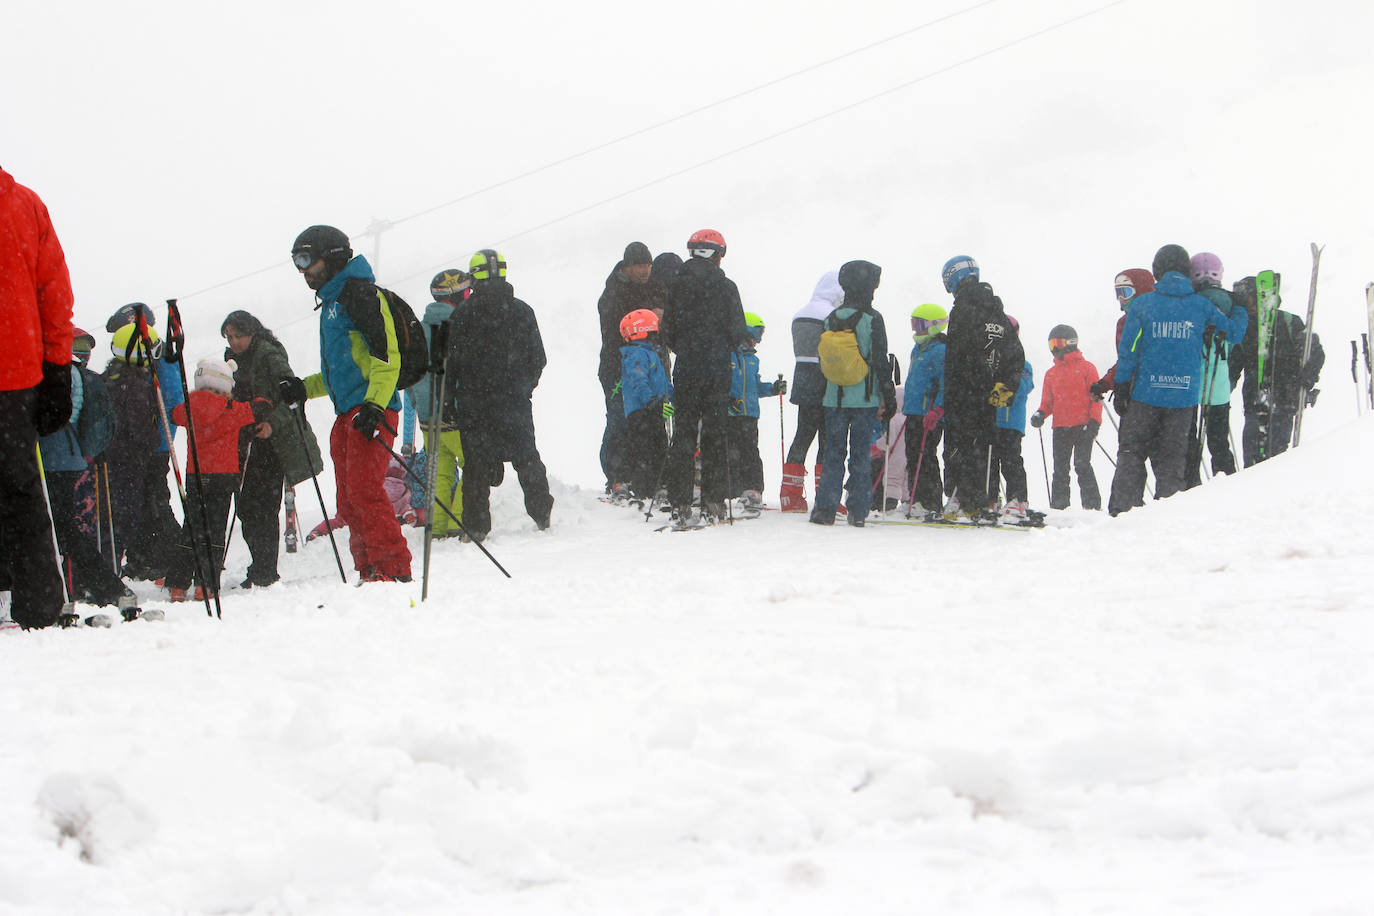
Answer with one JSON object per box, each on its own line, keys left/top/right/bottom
{"left": 1, "top": 168, "right": 74, "bottom": 390}
{"left": 1038, "top": 349, "right": 1103, "bottom": 427}
{"left": 170, "top": 390, "right": 256, "bottom": 475}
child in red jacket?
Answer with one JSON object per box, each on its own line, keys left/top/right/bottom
{"left": 1030, "top": 325, "right": 1102, "bottom": 510}
{"left": 164, "top": 359, "right": 265, "bottom": 600}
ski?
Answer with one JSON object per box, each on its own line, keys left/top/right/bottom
{"left": 1292, "top": 243, "right": 1323, "bottom": 446}
{"left": 1254, "top": 270, "right": 1281, "bottom": 461}
{"left": 1365, "top": 283, "right": 1374, "bottom": 408}
{"left": 283, "top": 485, "right": 299, "bottom": 553}
{"left": 60, "top": 607, "right": 166, "bottom": 628}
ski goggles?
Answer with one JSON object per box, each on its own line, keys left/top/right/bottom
{"left": 911, "top": 316, "right": 947, "bottom": 336}
{"left": 292, "top": 251, "right": 317, "bottom": 270}
{"left": 1048, "top": 337, "right": 1076, "bottom": 352}
{"left": 1114, "top": 284, "right": 1137, "bottom": 302}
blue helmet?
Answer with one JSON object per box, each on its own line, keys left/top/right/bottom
{"left": 941, "top": 255, "right": 979, "bottom": 293}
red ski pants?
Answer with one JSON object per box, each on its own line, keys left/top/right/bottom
{"left": 329, "top": 407, "right": 410, "bottom": 578}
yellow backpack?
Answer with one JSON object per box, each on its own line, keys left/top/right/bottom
{"left": 818, "top": 310, "right": 870, "bottom": 386}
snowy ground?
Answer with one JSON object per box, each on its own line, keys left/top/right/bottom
{"left": 4, "top": 417, "right": 1374, "bottom": 915}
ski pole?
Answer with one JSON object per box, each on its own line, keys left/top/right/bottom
{"left": 777, "top": 375, "right": 786, "bottom": 476}
{"left": 905, "top": 424, "right": 929, "bottom": 518}
{"left": 35, "top": 443, "right": 77, "bottom": 625}
{"left": 137, "top": 309, "right": 219, "bottom": 619}
{"left": 1036, "top": 426, "right": 1050, "bottom": 505}
{"left": 1094, "top": 436, "right": 1117, "bottom": 468}
{"left": 1101, "top": 405, "right": 1153, "bottom": 498}
{"left": 289, "top": 403, "right": 347, "bottom": 584}
{"left": 1353, "top": 340, "right": 1361, "bottom": 418}
{"left": 100, "top": 460, "right": 118, "bottom": 574}
{"left": 221, "top": 438, "right": 252, "bottom": 572}
{"left": 422, "top": 321, "right": 450, "bottom": 602}
{"left": 373, "top": 431, "right": 511, "bottom": 579}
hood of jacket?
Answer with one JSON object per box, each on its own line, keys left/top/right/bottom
{"left": 317, "top": 255, "right": 376, "bottom": 307}
{"left": 794, "top": 271, "right": 843, "bottom": 321}
{"left": 1152, "top": 271, "right": 1196, "bottom": 299}
{"left": 838, "top": 260, "right": 881, "bottom": 309}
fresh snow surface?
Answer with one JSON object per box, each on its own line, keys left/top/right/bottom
{"left": 4, "top": 419, "right": 1374, "bottom": 916}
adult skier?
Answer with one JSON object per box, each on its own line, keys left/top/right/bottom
{"left": 1107, "top": 244, "right": 1249, "bottom": 516}
{"left": 278, "top": 225, "right": 412, "bottom": 582}
{"left": 1183, "top": 252, "right": 1240, "bottom": 486}
{"left": 938, "top": 255, "right": 1024, "bottom": 519}
{"left": 781, "top": 270, "right": 844, "bottom": 513}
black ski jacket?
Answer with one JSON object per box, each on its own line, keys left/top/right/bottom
{"left": 942, "top": 279, "right": 1024, "bottom": 424}
{"left": 444, "top": 278, "right": 546, "bottom": 429}
{"left": 596, "top": 264, "right": 667, "bottom": 396}
{"left": 1232, "top": 307, "right": 1325, "bottom": 410}
{"left": 660, "top": 256, "right": 751, "bottom": 382}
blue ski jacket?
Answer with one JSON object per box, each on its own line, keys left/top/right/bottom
{"left": 728, "top": 345, "right": 780, "bottom": 418}
{"left": 996, "top": 360, "right": 1035, "bottom": 433}
{"left": 1115, "top": 272, "right": 1249, "bottom": 409}
{"left": 302, "top": 255, "right": 404, "bottom": 416}
{"left": 620, "top": 340, "right": 673, "bottom": 416}
{"left": 902, "top": 336, "right": 946, "bottom": 416}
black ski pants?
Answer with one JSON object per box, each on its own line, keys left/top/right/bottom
{"left": 990, "top": 427, "right": 1030, "bottom": 506}
{"left": 785, "top": 403, "right": 826, "bottom": 467}
{"left": 1241, "top": 404, "right": 1295, "bottom": 468}
{"left": 47, "top": 468, "right": 127, "bottom": 606}
{"left": 237, "top": 435, "right": 283, "bottom": 585}
{"left": 665, "top": 372, "right": 730, "bottom": 508}
{"left": 1184, "top": 403, "right": 1236, "bottom": 488}
{"left": 902, "top": 418, "right": 944, "bottom": 511}
{"left": 459, "top": 401, "right": 553, "bottom": 538}
{"left": 943, "top": 406, "right": 997, "bottom": 511}
{"left": 0, "top": 388, "right": 64, "bottom": 628}
{"left": 1051, "top": 423, "right": 1101, "bottom": 510}
{"left": 725, "top": 416, "right": 764, "bottom": 495}
{"left": 599, "top": 387, "right": 630, "bottom": 489}
{"left": 166, "top": 473, "right": 235, "bottom": 592}
{"left": 623, "top": 407, "right": 668, "bottom": 499}
{"left": 123, "top": 450, "right": 181, "bottom": 578}
{"left": 1108, "top": 402, "right": 1190, "bottom": 515}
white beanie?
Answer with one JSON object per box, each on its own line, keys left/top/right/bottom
{"left": 194, "top": 358, "right": 235, "bottom": 394}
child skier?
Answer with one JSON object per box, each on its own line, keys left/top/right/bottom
{"left": 727, "top": 313, "right": 785, "bottom": 509}
{"left": 617, "top": 308, "right": 674, "bottom": 503}
{"left": 991, "top": 323, "right": 1033, "bottom": 519}
{"left": 1030, "top": 325, "right": 1102, "bottom": 510}
{"left": 901, "top": 303, "right": 947, "bottom": 516}
{"left": 164, "top": 358, "right": 264, "bottom": 601}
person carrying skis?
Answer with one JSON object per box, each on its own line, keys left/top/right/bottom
{"left": 444, "top": 249, "right": 554, "bottom": 541}
{"left": 0, "top": 166, "right": 74, "bottom": 629}
{"left": 1183, "top": 252, "right": 1240, "bottom": 486}
{"left": 220, "top": 310, "right": 323, "bottom": 587}
{"left": 660, "top": 229, "right": 752, "bottom": 524}
{"left": 414, "top": 270, "right": 469, "bottom": 538}
{"left": 810, "top": 259, "right": 893, "bottom": 527}
{"left": 616, "top": 308, "right": 674, "bottom": 502}
{"left": 991, "top": 320, "right": 1034, "bottom": 519}
{"left": 939, "top": 255, "right": 1024, "bottom": 520}
{"left": 1230, "top": 273, "right": 1325, "bottom": 466}
{"left": 1031, "top": 325, "right": 1102, "bottom": 510}
{"left": 780, "top": 270, "right": 844, "bottom": 513}
{"left": 164, "top": 359, "right": 264, "bottom": 601}
{"left": 597, "top": 242, "right": 668, "bottom": 496}
{"left": 727, "top": 312, "right": 785, "bottom": 509}
{"left": 901, "top": 303, "right": 948, "bottom": 516}
{"left": 1107, "top": 244, "right": 1249, "bottom": 516}
{"left": 278, "top": 225, "right": 413, "bottom": 582}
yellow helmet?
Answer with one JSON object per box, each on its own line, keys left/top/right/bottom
{"left": 110, "top": 323, "right": 161, "bottom": 365}
{"left": 469, "top": 248, "right": 507, "bottom": 282}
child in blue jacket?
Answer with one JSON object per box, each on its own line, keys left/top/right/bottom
{"left": 618, "top": 309, "right": 674, "bottom": 501}
{"left": 901, "top": 304, "right": 947, "bottom": 514}
{"left": 991, "top": 351, "right": 1034, "bottom": 518}
{"left": 727, "top": 313, "right": 784, "bottom": 509}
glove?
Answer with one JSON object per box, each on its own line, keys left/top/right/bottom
{"left": 279, "top": 376, "right": 307, "bottom": 407}
{"left": 1030, "top": 410, "right": 1045, "bottom": 428}
{"left": 1089, "top": 379, "right": 1110, "bottom": 400}
{"left": 987, "top": 382, "right": 1014, "bottom": 407}
{"left": 34, "top": 361, "right": 73, "bottom": 436}
{"left": 250, "top": 397, "right": 274, "bottom": 422}
{"left": 1113, "top": 381, "right": 1131, "bottom": 418}
{"left": 1087, "top": 419, "right": 1100, "bottom": 438}
{"left": 922, "top": 406, "right": 944, "bottom": 432}
{"left": 352, "top": 402, "right": 386, "bottom": 440}
{"left": 661, "top": 401, "right": 675, "bottom": 419}
{"left": 774, "top": 378, "right": 788, "bottom": 396}
{"left": 880, "top": 382, "right": 898, "bottom": 421}
{"left": 1301, "top": 365, "right": 1320, "bottom": 390}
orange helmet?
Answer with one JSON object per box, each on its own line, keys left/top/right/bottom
{"left": 687, "top": 228, "right": 726, "bottom": 259}
{"left": 619, "top": 308, "right": 659, "bottom": 341}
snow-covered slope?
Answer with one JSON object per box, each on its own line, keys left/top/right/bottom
{"left": 4, "top": 419, "right": 1373, "bottom": 915}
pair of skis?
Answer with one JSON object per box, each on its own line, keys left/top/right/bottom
{"left": 1254, "top": 242, "right": 1324, "bottom": 458}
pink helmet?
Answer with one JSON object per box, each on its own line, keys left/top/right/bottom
{"left": 1190, "top": 252, "right": 1223, "bottom": 288}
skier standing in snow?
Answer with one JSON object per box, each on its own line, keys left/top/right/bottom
{"left": 1183, "top": 252, "right": 1240, "bottom": 486}
{"left": 278, "top": 225, "right": 413, "bottom": 582}
{"left": 939, "top": 255, "right": 1024, "bottom": 519}
{"left": 0, "top": 166, "right": 74, "bottom": 629}
{"left": 901, "top": 303, "right": 948, "bottom": 516}
{"left": 726, "top": 313, "right": 784, "bottom": 509}
{"left": 781, "top": 270, "right": 843, "bottom": 513}
{"left": 615, "top": 308, "right": 674, "bottom": 502}
{"left": 597, "top": 241, "right": 668, "bottom": 497}
{"left": 660, "top": 229, "right": 752, "bottom": 523}
{"left": 220, "top": 310, "right": 323, "bottom": 587}
{"left": 1107, "top": 244, "right": 1249, "bottom": 516}
{"left": 1031, "top": 325, "right": 1102, "bottom": 511}
{"left": 810, "top": 259, "right": 893, "bottom": 527}
{"left": 445, "top": 249, "right": 554, "bottom": 541}
{"left": 413, "top": 270, "right": 469, "bottom": 538}
{"left": 1230, "top": 274, "right": 1326, "bottom": 467}
{"left": 991, "top": 328, "right": 1033, "bottom": 519}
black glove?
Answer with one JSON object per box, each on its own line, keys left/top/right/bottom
{"left": 1113, "top": 381, "right": 1131, "bottom": 418}
{"left": 278, "top": 376, "right": 307, "bottom": 406}
{"left": 250, "top": 397, "right": 275, "bottom": 422}
{"left": 352, "top": 403, "right": 386, "bottom": 440}
{"left": 1030, "top": 410, "right": 1045, "bottom": 428}
{"left": 1087, "top": 419, "right": 1100, "bottom": 438}
{"left": 774, "top": 378, "right": 788, "bottom": 396}
{"left": 1089, "top": 379, "right": 1110, "bottom": 400}
{"left": 1301, "top": 365, "right": 1320, "bottom": 390}
{"left": 880, "top": 381, "right": 898, "bottom": 420}
{"left": 34, "top": 361, "right": 72, "bottom": 436}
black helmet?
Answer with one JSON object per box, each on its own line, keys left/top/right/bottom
{"left": 106, "top": 302, "right": 156, "bottom": 333}
{"left": 430, "top": 268, "right": 471, "bottom": 301}
{"left": 1048, "top": 324, "right": 1078, "bottom": 355}
{"left": 1151, "top": 244, "right": 1190, "bottom": 280}
{"left": 291, "top": 225, "right": 352, "bottom": 273}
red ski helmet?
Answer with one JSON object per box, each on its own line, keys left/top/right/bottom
{"left": 687, "top": 228, "right": 726, "bottom": 260}
{"left": 619, "top": 308, "right": 660, "bottom": 341}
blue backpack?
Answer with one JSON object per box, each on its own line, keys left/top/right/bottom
{"left": 76, "top": 368, "right": 117, "bottom": 458}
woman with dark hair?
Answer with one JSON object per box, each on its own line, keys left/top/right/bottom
{"left": 221, "top": 310, "right": 323, "bottom": 587}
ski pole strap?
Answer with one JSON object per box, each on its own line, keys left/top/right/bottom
{"left": 165, "top": 299, "right": 185, "bottom": 364}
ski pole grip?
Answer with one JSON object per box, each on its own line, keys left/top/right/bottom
{"left": 430, "top": 320, "right": 450, "bottom": 373}
{"left": 164, "top": 299, "right": 185, "bottom": 363}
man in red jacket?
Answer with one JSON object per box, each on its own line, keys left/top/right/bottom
{"left": 0, "top": 167, "right": 75, "bottom": 629}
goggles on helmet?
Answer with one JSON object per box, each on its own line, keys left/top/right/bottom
{"left": 911, "top": 316, "right": 947, "bottom": 337}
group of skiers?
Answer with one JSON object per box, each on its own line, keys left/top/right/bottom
{"left": 1, "top": 154, "right": 1331, "bottom": 627}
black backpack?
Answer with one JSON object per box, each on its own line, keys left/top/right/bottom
{"left": 377, "top": 288, "right": 429, "bottom": 391}
{"left": 75, "top": 367, "right": 117, "bottom": 458}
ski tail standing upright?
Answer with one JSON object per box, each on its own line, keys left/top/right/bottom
{"left": 1182, "top": 252, "right": 1240, "bottom": 487}
{"left": 445, "top": 249, "right": 553, "bottom": 542}
{"left": 0, "top": 166, "right": 75, "bottom": 629}
{"left": 810, "top": 259, "right": 893, "bottom": 527}
{"left": 279, "top": 225, "right": 412, "bottom": 583}
{"left": 1107, "top": 244, "right": 1249, "bottom": 516}
{"left": 938, "top": 255, "right": 1024, "bottom": 520}
{"left": 660, "top": 229, "right": 752, "bottom": 524}
{"left": 781, "top": 270, "right": 844, "bottom": 513}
